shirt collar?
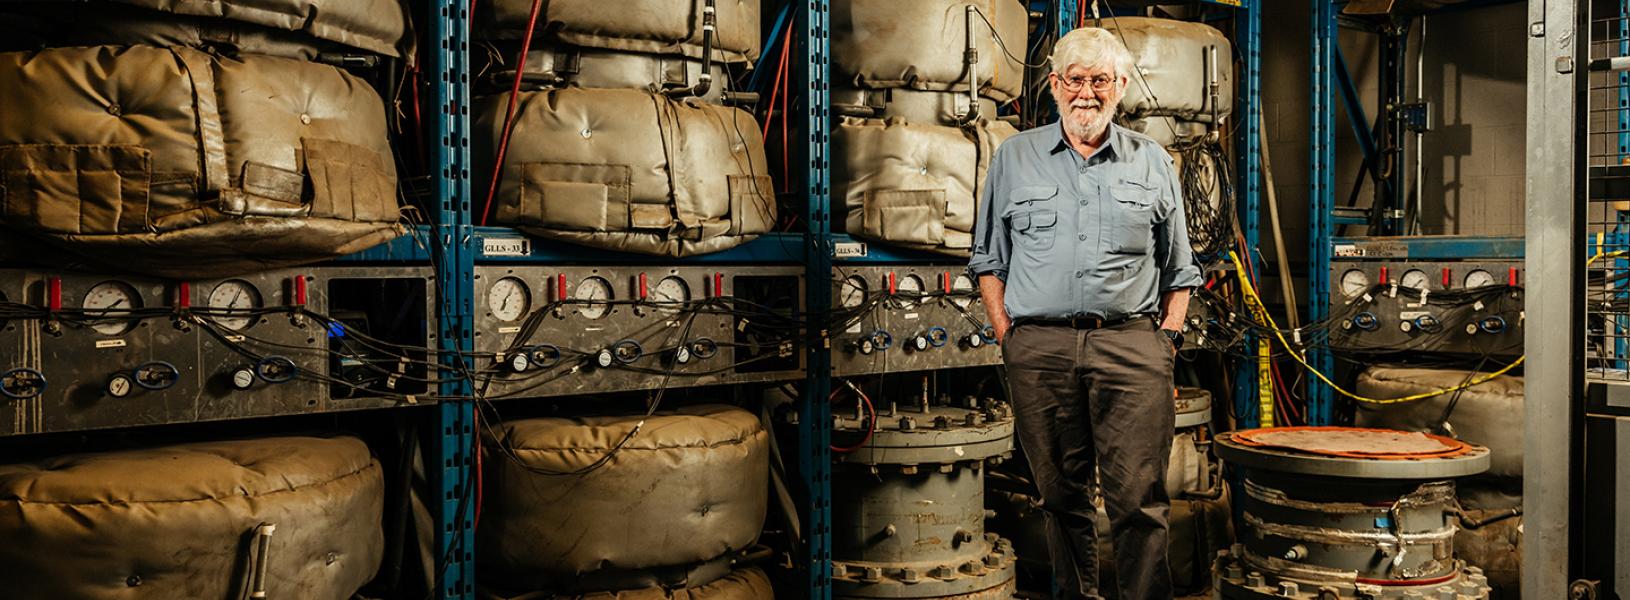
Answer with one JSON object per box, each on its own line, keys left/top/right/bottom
{"left": 1049, "top": 121, "right": 1122, "bottom": 161}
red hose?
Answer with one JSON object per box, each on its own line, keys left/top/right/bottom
{"left": 478, "top": 0, "right": 544, "bottom": 226}
{"left": 830, "top": 386, "right": 876, "bottom": 453}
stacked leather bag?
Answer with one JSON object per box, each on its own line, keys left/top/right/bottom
{"left": 473, "top": 0, "right": 776, "bottom": 257}
{"left": 830, "top": 0, "right": 1025, "bottom": 256}
{"left": 0, "top": 436, "right": 385, "bottom": 600}
{"left": 478, "top": 405, "right": 774, "bottom": 599}
{"left": 0, "top": 0, "right": 409, "bottom": 278}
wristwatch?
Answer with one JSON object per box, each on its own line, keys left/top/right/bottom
{"left": 1161, "top": 329, "right": 1184, "bottom": 351}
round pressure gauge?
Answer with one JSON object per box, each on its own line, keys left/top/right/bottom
{"left": 896, "top": 274, "right": 925, "bottom": 308}
{"left": 208, "top": 280, "right": 262, "bottom": 330}
{"left": 1463, "top": 269, "right": 1496, "bottom": 289}
{"left": 652, "top": 276, "right": 690, "bottom": 312}
{"left": 951, "top": 275, "right": 976, "bottom": 309}
{"left": 1400, "top": 269, "right": 1430, "bottom": 291}
{"left": 1339, "top": 269, "right": 1371, "bottom": 298}
{"left": 83, "top": 281, "right": 141, "bottom": 335}
{"left": 839, "top": 276, "right": 868, "bottom": 309}
{"left": 486, "top": 276, "right": 530, "bottom": 322}
{"left": 575, "top": 276, "right": 614, "bottom": 319}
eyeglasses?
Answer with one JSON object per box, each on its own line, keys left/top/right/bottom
{"left": 1056, "top": 74, "right": 1117, "bottom": 93}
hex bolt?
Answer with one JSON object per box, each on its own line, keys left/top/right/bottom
{"left": 832, "top": 563, "right": 848, "bottom": 578}
{"left": 960, "top": 560, "right": 984, "bottom": 575}
{"left": 901, "top": 465, "right": 919, "bottom": 475}
{"left": 882, "top": 524, "right": 896, "bottom": 538}
{"left": 1469, "top": 575, "right": 1488, "bottom": 587}
{"left": 862, "top": 567, "right": 883, "bottom": 582}
{"left": 900, "top": 568, "right": 920, "bottom": 583}
{"left": 1437, "top": 586, "right": 1457, "bottom": 600}
{"left": 984, "top": 553, "right": 1001, "bottom": 567}
{"left": 934, "top": 415, "right": 952, "bottom": 429}
{"left": 931, "top": 565, "right": 956, "bottom": 580}
{"left": 899, "top": 416, "right": 916, "bottom": 430}
{"left": 953, "top": 530, "right": 975, "bottom": 545}
{"left": 1246, "top": 572, "right": 1266, "bottom": 588}
{"left": 1279, "top": 581, "right": 1299, "bottom": 597}
{"left": 965, "top": 413, "right": 981, "bottom": 426}
{"left": 1225, "top": 565, "right": 1244, "bottom": 580}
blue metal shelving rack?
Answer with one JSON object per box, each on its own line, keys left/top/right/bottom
{"left": 428, "top": 0, "right": 477, "bottom": 597}
{"left": 1305, "top": 0, "right": 1528, "bottom": 426}
{"left": 415, "top": 1, "right": 1263, "bottom": 597}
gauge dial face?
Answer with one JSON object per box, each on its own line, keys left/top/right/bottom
{"left": 208, "top": 280, "right": 263, "bottom": 330}
{"left": 1463, "top": 269, "right": 1496, "bottom": 289}
{"left": 896, "top": 275, "right": 925, "bottom": 308}
{"left": 1339, "top": 269, "right": 1371, "bottom": 298}
{"left": 652, "top": 276, "right": 690, "bottom": 312}
{"left": 487, "top": 277, "right": 530, "bottom": 322}
{"left": 951, "top": 275, "right": 976, "bottom": 309}
{"left": 575, "top": 276, "right": 613, "bottom": 319}
{"left": 107, "top": 374, "right": 132, "bottom": 398}
{"left": 1400, "top": 269, "right": 1430, "bottom": 291}
{"left": 839, "top": 276, "right": 868, "bottom": 309}
{"left": 83, "top": 281, "right": 141, "bottom": 335}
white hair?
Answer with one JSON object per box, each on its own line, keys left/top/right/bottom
{"left": 1050, "top": 27, "right": 1135, "bottom": 79}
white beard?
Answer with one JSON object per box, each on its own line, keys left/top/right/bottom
{"left": 1060, "top": 98, "right": 1116, "bottom": 142}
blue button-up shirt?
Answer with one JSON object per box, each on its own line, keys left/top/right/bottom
{"left": 967, "top": 121, "right": 1203, "bottom": 321}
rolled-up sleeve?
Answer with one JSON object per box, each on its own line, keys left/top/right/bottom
{"left": 1152, "top": 152, "right": 1204, "bottom": 291}
{"left": 967, "top": 146, "right": 1010, "bottom": 282}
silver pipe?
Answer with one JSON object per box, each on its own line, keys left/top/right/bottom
{"left": 959, "top": 5, "right": 981, "bottom": 125}
{"left": 249, "top": 523, "right": 276, "bottom": 599}
{"left": 1413, "top": 16, "right": 1425, "bottom": 235}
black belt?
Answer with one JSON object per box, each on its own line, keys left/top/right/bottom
{"left": 1013, "top": 314, "right": 1154, "bottom": 330}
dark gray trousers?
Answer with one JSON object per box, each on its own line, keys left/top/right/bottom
{"left": 1002, "top": 320, "right": 1176, "bottom": 600}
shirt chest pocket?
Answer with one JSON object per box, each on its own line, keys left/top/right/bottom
{"left": 1107, "top": 180, "right": 1158, "bottom": 255}
{"left": 1008, "top": 185, "right": 1059, "bottom": 252}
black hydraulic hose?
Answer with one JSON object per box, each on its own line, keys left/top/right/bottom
{"left": 666, "top": 0, "right": 716, "bottom": 98}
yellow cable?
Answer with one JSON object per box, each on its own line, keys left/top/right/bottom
{"left": 1227, "top": 251, "right": 1524, "bottom": 405}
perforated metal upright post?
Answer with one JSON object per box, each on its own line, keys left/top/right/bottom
{"left": 1233, "top": 0, "right": 1263, "bottom": 427}
{"left": 1305, "top": 0, "right": 1337, "bottom": 426}
{"left": 430, "top": 0, "right": 476, "bottom": 597}
{"left": 798, "top": 2, "right": 833, "bottom": 599}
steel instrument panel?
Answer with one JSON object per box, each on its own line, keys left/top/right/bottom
{"left": 830, "top": 265, "right": 1000, "bottom": 376}
{"left": 1326, "top": 260, "right": 1523, "bottom": 356}
{"left": 0, "top": 267, "right": 436, "bottom": 435}
{"left": 472, "top": 266, "right": 805, "bottom": 398}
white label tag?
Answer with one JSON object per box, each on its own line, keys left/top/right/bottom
{"left": 584, "top": 327, "right": 603, "bottom": 332}
{"left": 834, "top": 242, "right": 868, "bottom": 258}
{"left": 903, "top": 312, "right": 919, "bottom": 320}
{"left": 1361, "top": 293, "right": 1373, "bottom": 303}
{"left": 225, "top": 335, "right": 246, "bottom": 343}
{"left": 1399, "top": 310, "right": 1431, "bottom": 320}
{"left": 1334, "top": 244, "right": 1361, "bottom": 257}
{"left": 846, "top": 324, "right": 862, "bottom": 334}
{"left": 1473, "top": 301, "right": 1485, "bottom": 311}
{"left": 1292, "top": 329, "right": 1302, "bottom": 345}
{"left": 497, "top": 326, "right": 521, "bottom": 334}
{"left": 481, "top": 237, "right": 531, "bottom": 257}
{"left": 1388, "top": 284, "right": 1398, "bottom": 298}
{"left": 95, "top": 339, "right": 126, "bottom": 349}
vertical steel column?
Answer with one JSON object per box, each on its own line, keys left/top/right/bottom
{"left": 1059, "top": 0, "right": 1077, "bottom": 35}
{"left": 798, "top": 2, "right": 833, "bottom": 599}
{"left": 1524, "top": 0, "right": 1579, "bottom": 596}
{"left": 430, "top": 0, "right": 476, "bottom": 597}
{"left": 1234, "top": 0, "right": 1262, "bottom": 426}
{"left": 1305, "top": 0, "right": 1337, "bottom": 426}
{"left": 1380, "top": 29, "right": 1408, "bottom": 235}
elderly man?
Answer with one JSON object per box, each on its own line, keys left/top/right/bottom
{"left": 967, "top": 27, "right": 1201, "bottom": 600}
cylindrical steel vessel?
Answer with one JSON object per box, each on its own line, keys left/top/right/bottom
{"left": 831, "top": 397, "right": 1017, "bottom": 599}
{"left": 1213, "top": 428, "right": 1494, "bottom": 600}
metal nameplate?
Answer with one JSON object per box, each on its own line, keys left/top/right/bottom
{"left": 482, "top": 237, "right": 532, "bottom": 257}
{"left": 835, "top": 242, "right": 868, "bottom": 258}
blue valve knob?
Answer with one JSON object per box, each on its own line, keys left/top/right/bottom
{"left": 132, "top": 361, "right": 180, "bottom": 391}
